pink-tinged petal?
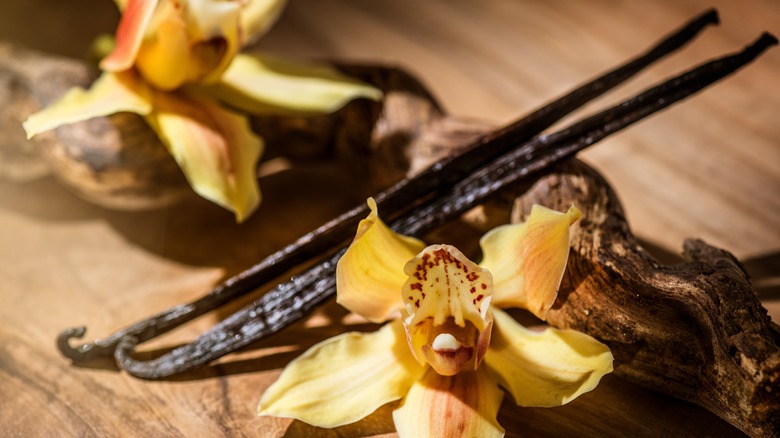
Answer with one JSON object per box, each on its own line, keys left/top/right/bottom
{"left": 485, "top": 308, "right": 613, "bottom": 407}
{"left": 203, "top": 54, "right": 382, "bottom": 115}
{"left": 402, "top": 245, "right": 494, "bottom": 375}
{"left": 393, "top": 368, "right": 505, "bottom": 438}
{"left": 23, "top": 71, "right": 152, "bottom": 138}
{"left": 144, "top": 91, "right": 262, "bottom": 222}
{"left": 100, "top": 0, "right": 159, "bottom": 72}
{"left": 240, "top": 0, "right": 288, "bottom": 44}
{"left": 259, "top": 320, "right": 425, "bottom": 428}
{"left": 336, "top": 198, "right": 425, "bottom": 323}
{"left": 479, "top": 204, "right": 581, "bottom": 319}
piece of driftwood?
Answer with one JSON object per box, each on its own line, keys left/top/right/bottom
{"left": 0, "top": 41, "right": 189, "bottom": 209}
{"left": 499, "top": 163, "right": 780, "bottom": 438}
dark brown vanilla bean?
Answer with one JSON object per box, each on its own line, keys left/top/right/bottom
{"left": 114, "top": 32, "right": 777, "bottom": 379}
{"left": 57, "top": 9, "right": 720, "bottom": 362}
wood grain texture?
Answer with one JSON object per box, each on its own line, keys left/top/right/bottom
{"left": 0, "top": 0, "right": 778, "bottom": 437}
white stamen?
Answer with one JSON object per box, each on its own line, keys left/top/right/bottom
{"left": 432, "top": 333, "right": 460, "bottom": 351}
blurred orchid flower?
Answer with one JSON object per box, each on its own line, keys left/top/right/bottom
{"left": 23, "top": 0, "right": 381, "bottom": 221}
{"left": 259, "top": 200, "right": 613, "bottom": 436}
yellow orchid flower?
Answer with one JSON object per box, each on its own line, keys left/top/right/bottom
{"left": 23, "top": 0, "right": 381, "bottom": 222}
{"left": 259, "top": 199, "right": 614, "bottom": 436}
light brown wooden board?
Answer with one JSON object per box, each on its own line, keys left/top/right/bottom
{"left": 0, "top": 0, "right": 778, "bottom": 436}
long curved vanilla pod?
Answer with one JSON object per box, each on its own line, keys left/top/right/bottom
{"left": 56, "top": 9, "right": 721, "bottom": 362}
{"left": 113, "top": 32, "right": 777, "bottom": 379}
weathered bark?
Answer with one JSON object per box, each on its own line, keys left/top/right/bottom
{"left": 498, "top": 161, "right": 780, "bottom": 438}
{"left": 0, "top": 41, "right": 189, "bottom": 209}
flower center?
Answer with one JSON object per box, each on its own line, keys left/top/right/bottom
{"left": 400, "top": 244, "right": 495, "bottom": 376}
{"left": 418, "top": 318, "right": 479, "bottom": 376}
{"left": 432, "top": 333, "right": 460, "bottom": 351}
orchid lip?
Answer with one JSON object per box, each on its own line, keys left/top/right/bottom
{"left": 416, "top": 319, "right": 484, "bottom": 376}
{"left": 422, "top": 343, "right": 474, "bottom": 376}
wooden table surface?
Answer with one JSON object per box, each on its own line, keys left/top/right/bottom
{"left": 1, "top": 0, "right": 778, "bottom": 436}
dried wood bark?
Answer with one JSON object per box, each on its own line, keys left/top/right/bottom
{"left": 0, "top": 41, "right": 189, "bottom": 209}
{"left": 460, "top": 162, "right": 779, "bottom": 438}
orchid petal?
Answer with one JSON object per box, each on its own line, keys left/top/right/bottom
{"left": 401, "top": 245, "right": 494, "bottom": 374}
{"left": 203, "top": 53, "right": 382, "bottom": 115}
{"left": 23, "top": 71, "right": 152, "bottom": 138}
{"left": 258, "top": 320, "right": 425, "bottom": 428}
{"left": 134, "top": 0, "right": 191, "bottom": 90}
{"left": 240, "top": 0, "right": 288, "bottom": 45}
{"left": 485, "top": 308, "right": 613, "bottom": 407}
{"left": 479, "top": 204, "right": 581, "bottom": 319}
{"left": 184, "top": 0, "right": 242, "bottom": 83}
{"left": 144, "top": 91, "right": 262, "bottom": 222}
{"left": 336, "top": 199, "right": 425, "bottom": 322}
{"left": 100, "top": 0, "right": 158, "bottom": 71}
{"left": 393, "top": 368, "right": 504, "bottom": 438}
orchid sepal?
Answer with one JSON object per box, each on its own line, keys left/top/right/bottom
{"left": 336, "top": 198, "right": 425, "bottom": 323}
{"left": 144, "top": 90, "right": 262, "bottom": 222}
{"left": 479, "top": 204, "right": 581, "bottom": 319}
{"left": 485, "top": 308, "right": 613, "bottom": 407}
{"left": 240, "top": 0, "right": 289, "bottom": 45}
{"left": 23, "top": 70, "right": 152, "bottom": 139}
{"left": 200, "top": 53, "right": 382, "bottom": 116}
{"left": 258, "top": 319, "right": 425, "bottom": 428}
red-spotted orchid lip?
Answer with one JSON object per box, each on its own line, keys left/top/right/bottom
{"left": 401, "top": 244, "right": 494, "bottom": 376}
{"left": 420, "top": 314, "right": 494, "bottom": 376}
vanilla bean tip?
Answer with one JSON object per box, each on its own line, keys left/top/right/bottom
{"left": 700, "top": 9, "right": 720, "bottom": 26}
{"left": 758, "top": 32, "right": 778, "bottom": 46}
{"left": 115, "top": 336, "right": 140, "bottom": 368}
{"left": 57, "top": 326, "right": 88, "bottom": 360}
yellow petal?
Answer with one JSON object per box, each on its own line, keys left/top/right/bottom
{"left": 479, "top": 204, "right": 581, "bottom": 319}
{"left": 144, "top": 90, "right": 262, "bottom": 222}
{"left": 258, "top": 320, "right": 425, "bottom": 428}
{"left": 240, "top": 0, "right": 288, "bottom": 45}
{"left": 393, "top": 368, "right": 505, "bottom": 438}
{"left": 336, "top": 199, "right": 425, "bottom": 322}
{"left": 23, "top": 71, "right": 152, "bottom": 139}
{"left": 135, "top": 0, "right": 191, "bottom": 90}
{"left": 484, "top": 308, "right": 613, "bottom": 407}
{"left": 184, "top": 0, "right": 242, "bottom": 83}
{"left": 202, "top": 53, "right": 382, "bottom": 115}
{"left": 100, "top": 0, "right": 159, "bottom": 71}
{"left": 401, "top": 245, "right": 494, "bottom": 374}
